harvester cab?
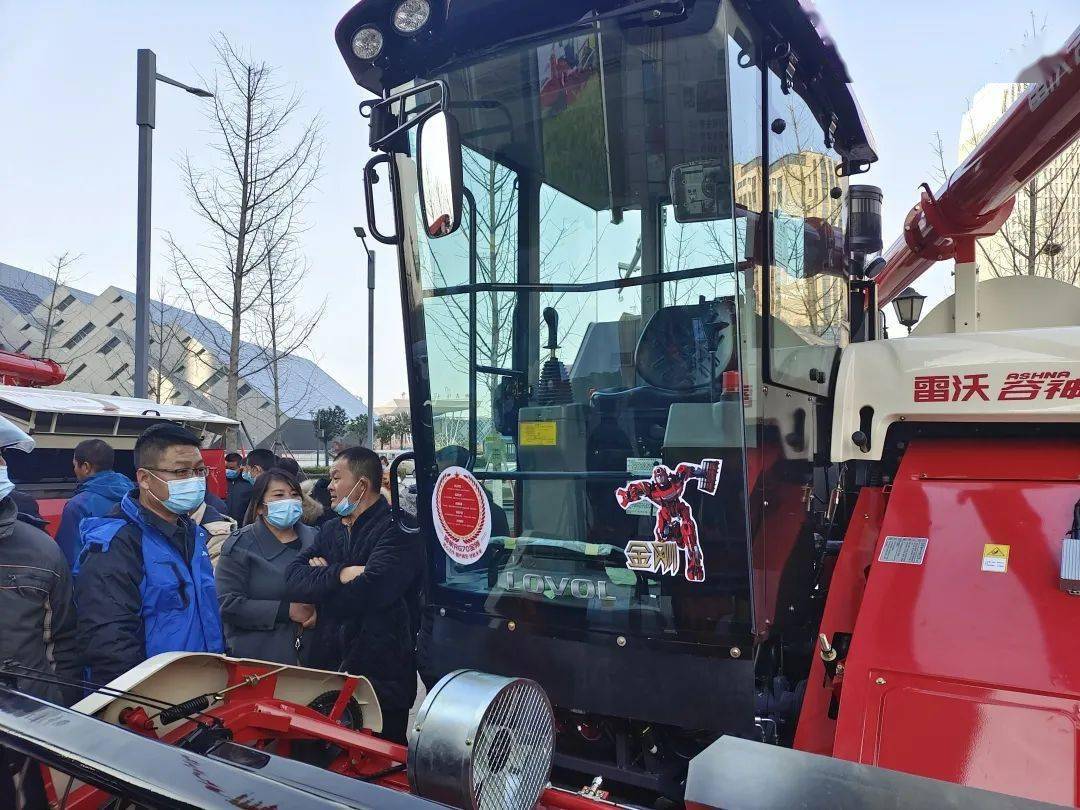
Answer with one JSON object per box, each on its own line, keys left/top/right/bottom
{"left": 338, "top": 0, "right": 877, "bottom": 796}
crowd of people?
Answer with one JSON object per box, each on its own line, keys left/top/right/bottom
{"left": 0, "top": 418, "right": 423, "bottom": 806}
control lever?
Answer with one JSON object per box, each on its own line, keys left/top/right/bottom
{"left": 543, "top": 306, "right": 559, "bottom": 353}
{"left": 538, "top": 307, "right": 572, "bottom": 406}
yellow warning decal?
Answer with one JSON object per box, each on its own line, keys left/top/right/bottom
{"left": 981, "top": 544, "right": 1010, "bottom": 573}
{"left": 519, "top": 421, "right": 557, "bottom": 446}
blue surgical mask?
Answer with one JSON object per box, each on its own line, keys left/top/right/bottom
{"left": 333, "top": 480, "right": 364, "bottom": 517}
{"left": 149, "top": 472, "right": 206, "bottom": 515}
{"left": 225, "top": 468, "right": 239, "bottom": 481}
{"left": 265, "top": 499, "right": 302, "bottom": 529}
{"left": 0, "top": 467, "right": 14, "bottom": 502}
{"left": 242, "top": 470, "right": 256, "bottom": 485}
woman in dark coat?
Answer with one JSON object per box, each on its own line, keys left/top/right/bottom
{"left": 215, "top": 469, "right": 317, "bottom": 665}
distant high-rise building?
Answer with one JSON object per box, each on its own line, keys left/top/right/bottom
{"left": 959, "top": 83, "right": 1080, "bottom": 282}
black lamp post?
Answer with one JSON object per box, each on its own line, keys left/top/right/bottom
{"left": 892, "top": 287, "right": 926, "bottom": 334}
{"left": 354, "top": 227, "right": 376, "bottom": 450}
{"left": 134, "top": 49, "right": 213, "bottom": 399}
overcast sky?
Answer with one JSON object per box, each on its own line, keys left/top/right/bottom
{"left": 0, "top": 1, "right": 1076, "bottom": 405}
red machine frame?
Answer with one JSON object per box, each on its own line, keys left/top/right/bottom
{"left": 46, "top": 659, "right": 610, "bottom": 810}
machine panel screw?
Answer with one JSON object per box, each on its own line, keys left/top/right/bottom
{"left": 617, "top": 636, "right": 627, "bottom": 647}
{"left": 875, "top": 677, "right": 886, "bottom": 685}
{"left": 730, "top": 647, "right": 742, "bottom": 658}
{"left": 507, "top": 621, "right": 516, "bottom": 631}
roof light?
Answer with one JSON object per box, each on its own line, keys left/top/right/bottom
{"left": 392, "top": 0, "right": 431, "bottom": 34}
{"left": 352, "top": 26, "right": 384, "bottom": 60}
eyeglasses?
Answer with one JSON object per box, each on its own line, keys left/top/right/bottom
{"left": 145, "top": 466, "right": 209, "bottom": 480}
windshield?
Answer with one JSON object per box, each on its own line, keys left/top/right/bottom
{"left": 400, "top": 2, "right": 764, "bottom": 644}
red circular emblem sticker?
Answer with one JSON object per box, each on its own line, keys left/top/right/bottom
{"left": 432, "top": 466, "right": 491, "bottom": 564}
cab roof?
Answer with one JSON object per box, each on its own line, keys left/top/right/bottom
{"left": 335, "top": 0, "right": 877, "bottom": 168}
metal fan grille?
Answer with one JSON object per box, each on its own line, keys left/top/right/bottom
{"left": 470, "top": 680, "right": 554, "bottom": 810}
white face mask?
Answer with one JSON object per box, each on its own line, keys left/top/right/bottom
{"left": 147, "top": 470, "right": 206, "bottom": 515}
{"left": 333, "top": 479, "right": 365, "bottom": 517}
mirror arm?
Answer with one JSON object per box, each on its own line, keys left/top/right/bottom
{"left": 363, "top": 154, "right": 399, "bottom": 245}
{"left": 361, "top": 80, "right": 449, "bottom": 151}
{"left": 464, "top": 187, "right": 478, "bottom": 469}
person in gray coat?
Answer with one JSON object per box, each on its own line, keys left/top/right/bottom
{"left": 215, "top": 469, "right": 316, "bottom": 665}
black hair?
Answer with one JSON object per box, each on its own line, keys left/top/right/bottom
{"left": 245, "top": 448, "right": 278, "bottom": 472}
{"left": 224, "top": 452, "right": 243, "bottom": 464}
{"left": 74, "top": 438, "right": 115, "bottom": 472}
{"left": 337, "top": 445, "right": 381, "bottom": 491}
{"left": 275, "top": 457, "right": 302, "bottom": 477}
{"left": 310, "top": 476, "right": 332, "bottom": 513}
{"left": 243, "top": 469, "right": 302, "bottom": 527}
{"left": 135, "top": 422, "right": 201, "bottom": 469}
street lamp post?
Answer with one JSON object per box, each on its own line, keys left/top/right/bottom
{"left": 134, "top": 49, "right": 212, "bottom": 400}
{"left": 354, "top": 227, "right": 377, "bottom": 450}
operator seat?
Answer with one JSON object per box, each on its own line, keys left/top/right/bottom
{"left": 589, "top": 297, "right": 737, "bottom": 421}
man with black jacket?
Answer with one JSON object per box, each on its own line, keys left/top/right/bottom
{"left": 0, "top": 418, "right": 79, "bottom": 808}
{"left": 224, "top": 451, "right": 253, "bottom": 523}
{"left": 284, "top": 446, "right": 423, "bottom": 744}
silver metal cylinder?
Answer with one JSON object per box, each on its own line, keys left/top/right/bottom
{"left": 407, "top": 670, "right": 554, "bottom": 810}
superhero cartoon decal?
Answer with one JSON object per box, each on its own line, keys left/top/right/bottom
{"left": 615, "top": 459, "right": 721, "bottom": 582}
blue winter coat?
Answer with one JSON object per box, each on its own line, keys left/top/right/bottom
{"left": 56, "top": 470, "right": 133, "bottom": 568}
{"left": 74, "top": 493, "right": 224, "bottom": 684}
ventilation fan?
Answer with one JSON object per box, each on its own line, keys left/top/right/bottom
{"left": 408, "top": 670, "right": 555, "bottom": 810}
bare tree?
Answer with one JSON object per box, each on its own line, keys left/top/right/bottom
{"left": 421, "top": 149, "right": 581, "bottom": 407}
{"left": 251, "top": 235, "right": 325, "bottom": 434}
{"left": 15, "top": 252, "right": 82, "bottom": 357}
{"left": 147, "top": 276, "right": 198, "bottom": 406}
{"left": 167, "top": 35, "right": 322, "bottom": 433}
{"left": 930, "top": 131, "right": 951, "bottom": 186}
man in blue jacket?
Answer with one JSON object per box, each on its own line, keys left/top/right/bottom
{"left": 56, "top": 438, "right": 132, "bottom": 568}
{"left": 75, "top": 423, "right": 224, "bottom": 684}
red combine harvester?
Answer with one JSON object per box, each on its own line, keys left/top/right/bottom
{"left": 1, "top": 4, "right": 1079, "bottom": 810}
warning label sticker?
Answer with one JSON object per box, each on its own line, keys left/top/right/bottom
{"left": 519, "top": 421, "right": 557, "bottom": 446}
{"left": 879, "top": 536, "right": 929, "bottom": 565}
{"left": 981, "top": 544, "right": 1010, "bottom": 573}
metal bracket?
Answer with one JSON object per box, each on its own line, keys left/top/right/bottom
{"left": 360, "top": 80, "right": 449, "bottom": 151}
{"left": 781, "top": 50, "right": 799, "bottom": 94}
{"left": 823, "top": 113, "right": 838, "bottom": 150}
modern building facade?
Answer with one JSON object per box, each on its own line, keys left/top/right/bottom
{"left": 0, "top": 261, "right": 365, "bottom": 447}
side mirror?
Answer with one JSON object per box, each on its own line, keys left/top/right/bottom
{"left": 417, "top": 110, "right": 464, "bottom": 239}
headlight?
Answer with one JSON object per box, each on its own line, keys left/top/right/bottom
{"left": 352, "top": 26, "right": 384, "bottom": 60}
{"left": 392, "top": 0, "right": 431, "bottom": 34}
